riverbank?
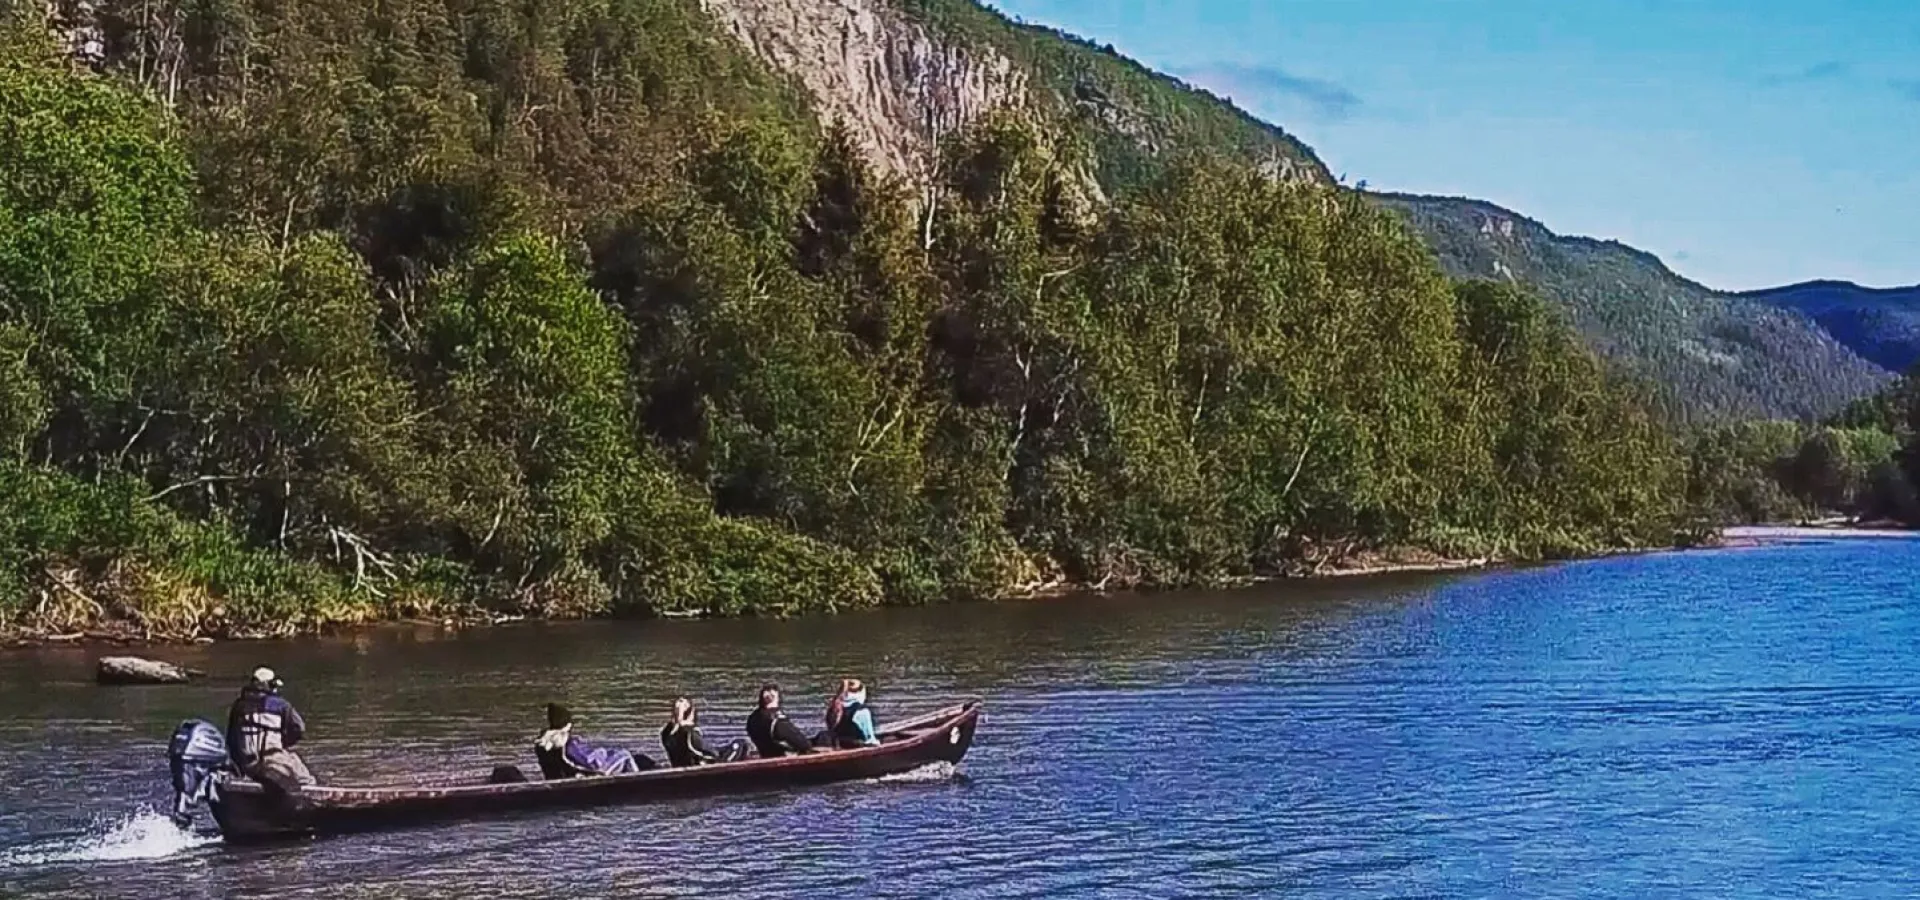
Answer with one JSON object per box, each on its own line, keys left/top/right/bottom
{"left": 11, "top": 527, "right": 1919, "bottom": 898}
{"left": 12, "top": 529, "right": 1856, "bottom": 650}
{"left": 1717, "top": 523, "right": 1920, "bottom": 546}
{"left": 1, "top": 543, "right": 1511, "bottom": 649}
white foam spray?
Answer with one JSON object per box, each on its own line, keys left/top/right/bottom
{"left": 0, "top": 809, "right": 218, "bottom": 869}
{"left": 871, "top": 761, "right": 958, "bottom": 783}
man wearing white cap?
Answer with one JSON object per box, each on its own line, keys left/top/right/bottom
{"left": 225, "top": 666, "right": 314, "bottom": 794}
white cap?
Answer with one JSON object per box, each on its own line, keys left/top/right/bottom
{"left": 251, "top": 667, "right": 277, "bottom": 686}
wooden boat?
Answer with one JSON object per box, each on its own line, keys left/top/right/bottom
{"left": 206, "top": 701, "right": 980, "bottom": 843}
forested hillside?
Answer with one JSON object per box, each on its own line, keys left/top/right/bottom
{"left": 717, "top": 0, "right": 1888, "bottom": 425}
{"left": 4, "top": 0, "right": 1691, "bottom": 639}
{"left": 1374, "top": 196, "right": 1891, "bottom": 424}
{"left": 1738, "top": 281, "right": 1920, "bottom": 374}
{"left": 1687, "top": 368, "right": 1920, "bottom": 527}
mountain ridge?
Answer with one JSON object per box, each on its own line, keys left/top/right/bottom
{"left": 1366, "top": 191, "right": 1713, "bottom": 289}
{"left": 699, "top": 0, "right": 1892, "bottom": 423}
{"left": 1731, "top": 280, "right": 1920, "bottom": 374}
{"left": 1737, "top": 279, "right": 1920, "bottom": 300}
{"left": 1369, "top": 193, "right": 1889, "bottom": 422}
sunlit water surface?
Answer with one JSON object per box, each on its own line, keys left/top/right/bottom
{"left": 3, "top": 538, "right": 1918, "bottom": 898}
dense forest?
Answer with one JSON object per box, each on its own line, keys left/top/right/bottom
{"left": 1737, "top": 281, "right": 1920, "bottom": 375}
{"left": 1375, "top": 196, "right": 1890, "bottom": 425}
{"left": 0, "top": 0, "right": 1716, "bottom": 640}
{"left": 1688, "top": 370, "right": 1920, "bottom": 527}
{"left": 817, "top": 0, "right": 1892, "bottom": 426}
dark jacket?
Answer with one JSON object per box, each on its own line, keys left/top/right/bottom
{"left": 746, "top": 707, "right": 814, "bottom": 757}
{"left": 825, "top": 695, "right": 845, "bottom": 733}
{"left": 226, "top": 687, "right": 305, "bottom": 769}
{"left": 660, "top": 722, "right": 717, "bottom": 767}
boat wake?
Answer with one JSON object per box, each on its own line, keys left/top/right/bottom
{"left": 871, "top": 762, "right": 959, "bottom": 784}
{"left": 0, "top": 810, "right": 218, "bottom": 869}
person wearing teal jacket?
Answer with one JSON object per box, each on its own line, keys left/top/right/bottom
{"left": 830, "top": 679, "right": 880, "bottom": 747}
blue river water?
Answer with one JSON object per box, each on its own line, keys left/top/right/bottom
{"left": 1, "top": 536, "right": 1917, "bottom": 898}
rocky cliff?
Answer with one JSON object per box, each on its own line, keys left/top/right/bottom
{"left": 694, "top": 0, "right": 1885, "bottom": 422}
{"left": 699, "top": 0, "right": 1028, "bottom": 183}
{"left": 703, "top": 0, "right": 1326, "bottom": 193}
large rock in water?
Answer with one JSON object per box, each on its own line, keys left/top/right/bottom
{"left": 96, "top": 656, "right": 196, "bottom": 685}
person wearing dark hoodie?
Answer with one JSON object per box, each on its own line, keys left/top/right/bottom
{"left": 533, "top": 703, "right": 648, "bottom": 778}
{"left": 659, "top": 697, "right": 748, "bottom": 767}
{"left": 226, "top": 667, "right": 315, "bottom": 798}
{"left": 745, "top": 683, "right": 816, "bottom": 758}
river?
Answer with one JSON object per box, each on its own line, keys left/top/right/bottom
{"left": 2, "top": 536, "right": 1918, "bottom": 898}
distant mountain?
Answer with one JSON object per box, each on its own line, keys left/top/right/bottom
{"left": 696, "top": 0, "right": 1889, "bottom": 424}
{"left": 1735, "top": 281, "right": 1920, "bottom": 375}
{"left": 1370, "top": 196, "right": 1891, "bottom": 423}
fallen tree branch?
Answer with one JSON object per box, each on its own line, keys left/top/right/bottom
{"left": 145, "top": 472, "right": 285, "bottom": 503}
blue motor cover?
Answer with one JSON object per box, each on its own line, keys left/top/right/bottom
{"left": 167, "top": 719, "right": 230, "bottom": 826}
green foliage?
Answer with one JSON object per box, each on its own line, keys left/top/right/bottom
{"left": 1685, "top": 420, "right": 1813, "bottom": 524}
{"left": 1826, "top": 369, "right": 1920, "bottom": 525}
{"left": 0, "top": 324, "right": 45, "bottom": 456}
{"left": 0, "top": 4, "right": 1707, "bottom": 639}
{"left": 0, "top": 43, "right": 192, "bottom": 411}
{"left": 893, "top": 1, "right": 1885, "bottom": 431}
{"left": 1376, "top": 195, "right": 1890, "bottom": 425}
{"left": 418, "top": 232, "right": 634, "bottom": 566}
{"left": 1450, "top": 280, "right": 1689, "bottom": 553}
{"left": 1684, "top": 416, "right": 1913, "bottom": 525}
{"left": 0, "top": 459, "right": 362, "bottom": 637}
{"left": 1831, "top": 365, "right": 1920, "bottom": 436}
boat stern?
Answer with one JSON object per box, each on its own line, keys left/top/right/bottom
{"left": 208, "top": 778, "right": 316, "bottom": 843}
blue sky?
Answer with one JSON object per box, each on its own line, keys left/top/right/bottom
{"left": 989, "top": 0, "right": 1920, "bottom": 291}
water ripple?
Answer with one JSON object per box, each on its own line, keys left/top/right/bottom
{"left": 3, "top": 540, "right": 1920, "bottom": 898}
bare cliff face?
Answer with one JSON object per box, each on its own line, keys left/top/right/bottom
{"left": 699, "top": 0, "right": 1029, "bottom": 183}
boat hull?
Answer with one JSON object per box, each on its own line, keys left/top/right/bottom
{"left": 208, "top": 702, "right": 979, "bottom": 843}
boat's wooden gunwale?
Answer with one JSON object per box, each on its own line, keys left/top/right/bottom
{"left": 216, "top": 702, "right": 978, "bottom": 805}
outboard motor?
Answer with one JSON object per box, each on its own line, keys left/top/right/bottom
{"left": 167, "top": 718, "right": 230, "bottom": 827}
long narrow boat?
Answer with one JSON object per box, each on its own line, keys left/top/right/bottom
{"left": 205, "top": 702, "right": 980, "bottom": 843}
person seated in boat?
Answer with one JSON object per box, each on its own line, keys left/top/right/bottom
{"left": 828, "top": 678, "right": 881, "bottom": 748}
{"left": 534, "top": 703, "right": 646, "bottom": 778}
{"left": 746, "top": 683, "right": 816, "bottom": 758}
{"left": 660, "top": 697, "right": 749, "bottom": 767}
{"left": 817, "top": 680, "right": 851, "bottom": 746}
{"left": 226, "top": 667, "right": 316, "bottom": 795}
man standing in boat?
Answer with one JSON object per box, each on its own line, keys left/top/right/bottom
{"left": 226, "top": 667, "right": 315, "bottom": 795}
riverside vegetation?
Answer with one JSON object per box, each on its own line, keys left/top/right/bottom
{"left": 0, "top": 1, "right": 1714, "bottom": 641}
{"left": 1686, "top": 368, "right": 1920, "bottom": 527}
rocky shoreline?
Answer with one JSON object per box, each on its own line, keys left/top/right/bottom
{"left": 19, "top": 527, "right": 1904, "bottom": 651}
{"left": 0, "top": 547, "right": 1507, "bottom": 650}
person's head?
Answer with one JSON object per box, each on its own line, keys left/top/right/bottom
{"left": 247, "top": 667, "right": 282, "bottom": 694}
{"left": 843, "top": 677, "right": 865, "bottom": 696}
{"left": 670, "top": 697, "right": 695, "bottom": 727}
{"left": 546, "top": 703, "right": 572, "bottom": 731}
{"left": 758, "top": 682, "right": 781, "bottom": 709}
